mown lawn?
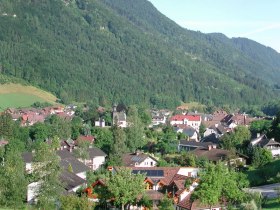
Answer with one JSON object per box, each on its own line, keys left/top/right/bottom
{"left": 0, "top": 93, "right": 47, "bottom": 111}
{"left": 262, "top": 198, "right": 280, "bottom": 209}
{"left": 0, "top": 83, "right": 57, "bottom": 111}
{"left": 245, "top": 159, "right": 280, "bottom": 186}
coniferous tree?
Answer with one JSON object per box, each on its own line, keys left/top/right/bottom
{"left": 108, "top": 125, "right": 127, "bottom": 166}
{"left": 126, "top": 105, "right": 145, "bottom": 152}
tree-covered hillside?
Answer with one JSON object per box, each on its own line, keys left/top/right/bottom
{"left": 0, "top": 0, "right": 279, "bottom": 108}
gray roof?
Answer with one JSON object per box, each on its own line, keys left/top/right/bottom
{"left": 182, "top": 127, "right": 196, "bottom": 137}
{"left": 179, "top": 140, "right": 212, "bottom": 148}
{"left": 113, "top": 111, "right": 126, "bottom": 121}
{"left": 60, "top": 170, "right": 86, "bottom": 191}
{"left": 60, "top": 157, "right": 90, "bottom": 174}
{"left": 22, "top": 149, "right": 91, "bottom": 174}
{"left": 201, "top": 133, "right": 220, "bottom": 145}
{"left": 88, "top": 147, "right": 107, "bottom": 158}
{"left": 22, "top": 152, "right": 33, "bottom": 163}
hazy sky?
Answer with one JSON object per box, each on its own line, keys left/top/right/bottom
{"left": 148, "top": 0, "right": 280, "bottom": 53}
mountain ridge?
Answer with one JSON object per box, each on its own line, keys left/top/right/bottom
{"left": 0, "top": 0, "right": 279, "bottom": 108}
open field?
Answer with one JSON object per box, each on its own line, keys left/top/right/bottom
{"left": 0, "top": 83, "right": 57, "bottom": 111}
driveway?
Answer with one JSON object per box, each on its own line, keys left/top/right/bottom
{"left": 245, "top": 183, "right": 280, "bottom": 198}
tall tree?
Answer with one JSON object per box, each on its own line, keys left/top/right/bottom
{"left": 0, "top": 144, "right": 27, "bottom": 208}
{"left": 32, "top": 142, "right": 64, "bottom": 209}
{"left": 0, "top": 113, "right": 14, "bottom": 138}
{"left": 92, "top": 127, "right": 113, "bottom": 154}
{"left": 107, "top": 168, "right": 145, "bottom": 210}
{"left": 108, "top": 126, "right": 127, "bottom": 166}
{"left": 192, "top": 162, "right": 248, "bottom": 208}
{"left": 126, "top": 105, "right": 145, "bottom": 152}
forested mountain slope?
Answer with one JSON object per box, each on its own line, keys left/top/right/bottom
{"left": 0, "top": 0, "right": 279, "bottom": 108}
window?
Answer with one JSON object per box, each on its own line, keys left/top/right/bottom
{"left": 150, "top": 162, "right": 153, "bottom": 166}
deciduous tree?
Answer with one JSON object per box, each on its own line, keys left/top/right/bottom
{"left": 107, "top": 168, "right": 145, "bottom": 210}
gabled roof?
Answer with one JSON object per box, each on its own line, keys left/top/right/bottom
{"left": 60, "top": 170, "right": 86, "bottom": 191}
{"left": 145, "top": 190, "right": 164, "bottom": 201}
{"left": 88, "top": 147, "right": 107, "bottom": 158}
{"left": 22, "top": 152, "right": 33, "bottom": 163}
{"left": 60, "top": 157, "right": 91, "bottom": 174}
{"left": 170, "top": 115, "right": 201, "bottom": 122}
{"left": 260, "top": 138, "right": 280, "bottom": 147}
{"left": 191, "top": 147, "right": 231, "bottom": 162}
{"left": 182, "top": 127, "right": 197, "bottom": 137}
{"left": 76, "top": 135, "right": 95, "bottom": 144}
{"left": 177, "top": 194, "right": 192, "bottom": 210}
{"left": 200, "top": 133, "right": 220, "bottom": 145}
{"left": 122, "top": 152, "right": 157, "bottom": 166}
{"left": 179, "top": 140, "right": 212, "bottom": 148}
{"left": 250, "top": 134, "right": 269, "bottom": 146}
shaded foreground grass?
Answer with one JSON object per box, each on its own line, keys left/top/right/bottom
{"left": 245, "top": 159, "right": 280, "bottom": 186}
{"left": 262, "top": 198, "right": 280, "bottom": 209}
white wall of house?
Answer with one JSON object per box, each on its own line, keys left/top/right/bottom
{"left": 204, "top": 128, "right": 217, "bottom": 137}
{"left": 152, "top": 116, "right": 166, "bottom": 126}
{"left": 92, "top": 156, "right": 106, "bottom": 170}
{"left": 170, "top": 119, "right": 201, "bottom": 131}
{"left": 136, "top": 157, "right": 157, "bottom": 167}
{"left": 94, "top": 119, "right": 105, "bottom": 127}
{"left": 177, "top": 167, "right": 200, "bottom": 177}
{"left": 118, "top": 120, "right": 127, "bottom": 128}
{"left": 76, "top": 171, "right": 87, "bottom": 180}
{"left": 27, "top": 181, "right": 40, "bottom": 203}
{"left": 70, "top": 184, "right": 86, "bottom": 193}
{"left": 26, "top": 163, "right": 32, "bottom": 172}
{"left": 189, "top": 132, "right": 198, "bottom": 141}
{"left": 271, "top": 149, "right": 280, "bottom": 157}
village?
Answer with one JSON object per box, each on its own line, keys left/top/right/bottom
{"left": 0, "top": 102, "right": 279, "bottom": 210}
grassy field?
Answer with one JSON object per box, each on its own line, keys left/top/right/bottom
{"left": 263, "top": 198, "right": 280, "bottom": 209}
{"left": 0, "top": 83, "right": 57, "bottom": 111}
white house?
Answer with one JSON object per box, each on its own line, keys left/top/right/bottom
{"left": 122, "top": 152, "right": 158, "bottom": 167}
{"left": 170, "top": 114, "right": 201, "bottom": 131}
{"left": 94, "top": 118, "right": 105, "bottom": 127}
{"left": 250, "top": 134, "right": 280, "bottom": 157}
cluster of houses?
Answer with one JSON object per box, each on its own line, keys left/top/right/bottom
{"left": 6, "top": 105, "right": 76, "bottom": 126}
{"left": 22, "top": 137, "right": 107, "bottom": 203}
{"left": 12, "top": 104, "right": 279, "bottom": 209}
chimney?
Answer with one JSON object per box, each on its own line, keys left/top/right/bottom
{"left": 208, "top": 145, "right": 212, "bottom": 151}
{"left": 69, "top": 146, "right": 73, "bottom": 153}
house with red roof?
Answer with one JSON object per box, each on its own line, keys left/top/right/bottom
{"left": 170, "top": 114, "right": 201, "bottom": 131}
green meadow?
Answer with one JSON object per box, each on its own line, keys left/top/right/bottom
{"left": 0, "top": 84, "right": 57, "bottom": 111}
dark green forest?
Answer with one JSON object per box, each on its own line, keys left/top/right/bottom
{"left": 0, "top": 0, "right": 280, "bottom": 108}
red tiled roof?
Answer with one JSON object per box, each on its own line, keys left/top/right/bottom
{"left": 177, "top": 194, "right": 192, "bottom": 210}
{"left": 170, "top": 115, "right": 201, "bottom": 122}
{"left": 76, "top": 135, "right": 95, "bottom": 143}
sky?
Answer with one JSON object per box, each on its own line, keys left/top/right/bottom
{"left": 148, "top": 0, "right": 280, "bottom": 53}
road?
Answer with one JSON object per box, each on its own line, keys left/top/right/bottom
{"left": 245, "top": 183, "right": 280, "bottom": 198}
